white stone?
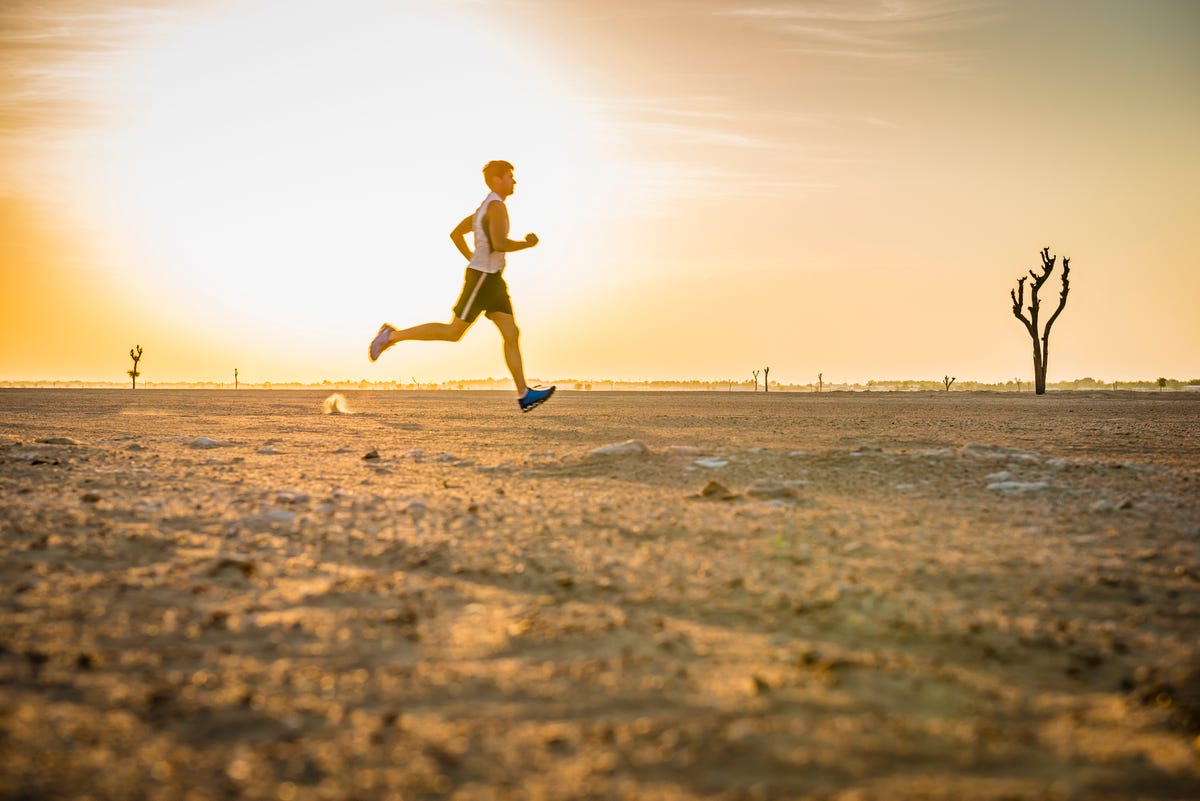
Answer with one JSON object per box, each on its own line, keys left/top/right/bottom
{"left": 986, "top": 480, "right": 1050, "bottom": 493}
{"left": 694, "top": 457, "right": 729, "bottom": 468}
{"left": 589, "top": 440, "right": 650, "bottom": 456}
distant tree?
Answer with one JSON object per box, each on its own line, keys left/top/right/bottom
{"left": 943, "top": 375, "right": 956, "bottom": 392}
{"left": 1015, "top": 378, "right": 1022, "bottom": 393}
{"left": 763, "top": 366, "right": 770, "bottom": 393}
{"left": 1157, "top": 377, "right": 1167, "bottom": 392}
{"left": 127, "top": 345, "right": 143, "bottom": 389}
{"left": 234, "top": 368, "right": 239, "bottom": 390}
{"left": 817, "top": 372, "right": 823, "bottom": 393}
{"left": 752, "top": 369, "right": 760, "bottom": 392}
{"left": 1011, "top": 247, "right": 1071, "bottom": 395}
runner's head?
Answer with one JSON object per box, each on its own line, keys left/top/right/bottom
{"left": 483, "top": 160, "right": 516, "bottom": 197}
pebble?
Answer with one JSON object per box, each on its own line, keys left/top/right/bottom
{"left": 698, "top": 481, "right": 738, "bottom": 501}
{"left": 745, "top": 480, "right": 797, "bottom": 500}
{"left": 694, "top": 457, "right": 729, "bottom": 469}
{"left": 987, "top": 480, "right": 1050, "bottom": 493}
{"left": 589, "top": 440, "right": 649, "bottom": 457}
{"left": 189, "top": 437, "right": 221, "bottom": 449}
{"left": 362, "top": 449, "right": 380, "bottom": 460}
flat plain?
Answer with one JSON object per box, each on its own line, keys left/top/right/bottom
{"left": 1, "top": 388, "right": 1198, "bottom": 801}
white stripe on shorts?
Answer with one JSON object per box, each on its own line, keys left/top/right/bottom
{"left": 457, "top": 272, "right": 487, "bottom": 321}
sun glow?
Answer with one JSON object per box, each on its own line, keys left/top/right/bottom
{"left": 67, "top": 0, "right": 605, "bottom": 376}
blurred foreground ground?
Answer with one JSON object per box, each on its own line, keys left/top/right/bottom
{"left": 1, "top": 389, "right": 1198, "bottom": 800}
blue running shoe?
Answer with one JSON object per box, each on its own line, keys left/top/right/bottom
{"left": 518, "top": 385, "right": 555, "bottom": 412}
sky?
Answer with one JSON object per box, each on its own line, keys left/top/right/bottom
{"left": 1, "top": 0, "right": 1197, "bottom": 386}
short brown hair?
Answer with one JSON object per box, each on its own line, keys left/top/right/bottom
{"left": 483, "top": 160, "right": 514, "bottom": 182}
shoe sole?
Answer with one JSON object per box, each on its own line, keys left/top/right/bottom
{"left": 368, "top": 325, "right": 392, "bottom": 362}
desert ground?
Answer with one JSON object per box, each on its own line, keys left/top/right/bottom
{"left": 1, "top": 388, "right": 1198, "bottom": 801}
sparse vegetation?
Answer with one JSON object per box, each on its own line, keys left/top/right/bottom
{"left": 943, "top": 375, "right": 956, "bottom": 392}
{"left": 127, "top": 345, "right": 142, "bottom": 389}
{"left": 1011, "top": 247, "right": 1071, "bottom": 395}
{"left": 763, "top": 366, "right": 770, "bottom": 393}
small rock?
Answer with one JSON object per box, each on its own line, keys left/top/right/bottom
{"left": 81, "top": 492, "right": 102, "bottom": 503}
{"left": 362, "top": 449, "right": 381, "bottom": 460}
{"left": 436, "top": 453, "right": 458, "bottom": 462}
{"left": 258, "top": 447, "right": 281, "bottom": 455}
{"left": 189, "top": 437, "right": 221, "bottom": 449}
{"left": 987, "top": 480, "right": 1049, "bottom": 493}
{"left": 667, "top": 445, "right": 702, "bottom": 458}
{"left": 589, "top": 440, "right": 649, "bottom": 457}
{"left": 37, "top": 437, "right": 81, "bottom": 446}
{"left": 694, "top": 457, "right": 729, "bottom": 469}
{"left": 986, "top": 471, "right": 1014, "bottom": 482}
{"left": 698, "top": 481, "right": 739, "bottom": 501}
{"left": 745, "top": 480, "right": 797, "bottom": 500}
{"left": 1091, "top": 499, "right": 1115, "bottom": 513}
{"left": 126, "top": 443, "right": 148, "bottom": 451}
{"left": 210, "top": 557, "right": 256, "bottom": 577}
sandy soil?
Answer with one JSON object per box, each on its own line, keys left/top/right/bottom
{"left": 1, "top": 388, "right": 1198, "bottom": 801}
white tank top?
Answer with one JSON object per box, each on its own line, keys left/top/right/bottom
{"left": 468, "top": 191, "right": 506, "bottom": 274}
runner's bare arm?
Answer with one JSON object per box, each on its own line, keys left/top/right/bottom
{"left": 486, "top": 201, "right": 538, "bottom": 252}
{"left": 450, "top": 215, "right": 473, "bottom": 261}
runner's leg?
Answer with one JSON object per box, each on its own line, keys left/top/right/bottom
{"left": 487, "top": 311, "right": 527, "bottom": 396}
{"left": 391, "top": 317, "right": 471, "bottom": 343}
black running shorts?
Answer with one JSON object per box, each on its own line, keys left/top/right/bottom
{"left": 452, "top": 268, "right": 513, "bottom": 323}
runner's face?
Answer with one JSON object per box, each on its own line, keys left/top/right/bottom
{"left": 493, "top": 170, "right": 516, "bottom": 198}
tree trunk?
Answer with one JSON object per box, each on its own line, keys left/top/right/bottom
{"left": 1032, "top": 341, "right": 1045, "bottom": 395}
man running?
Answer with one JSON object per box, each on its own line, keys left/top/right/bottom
{"left": 368, "top": 160, "right": 555, "bottom": 412}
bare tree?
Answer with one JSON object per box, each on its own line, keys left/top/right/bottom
{"left": 817, "top": 372, "right": 823, "bottom": 393}
{"left": 752, "top": 369, "right": 760, "bottom": 392}
{"left": 1011, "top": 247, "right": 1071, "bottom": 395}
{"left": 763, "top": 366, "right": 770, "bottom": 393}
{"left": 943, "top": 375, "right": 956, "bottom": 392}
{"left": 234, "top": 368, "right": 239, "bottom": 390}
{"left": 127, "top": 345, "right": 143, "bottom": 389}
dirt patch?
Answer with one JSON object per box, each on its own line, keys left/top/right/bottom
{"left": 1, "top": 389, "right": 1198, "bottom": 799}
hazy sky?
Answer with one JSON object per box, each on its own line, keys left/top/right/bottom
{"left": 2, "top": 0, "right": 1197, "bottom": 385}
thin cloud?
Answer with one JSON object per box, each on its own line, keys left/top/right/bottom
{"left": 716, "top": 0, "right": 996, "bottom": 68}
